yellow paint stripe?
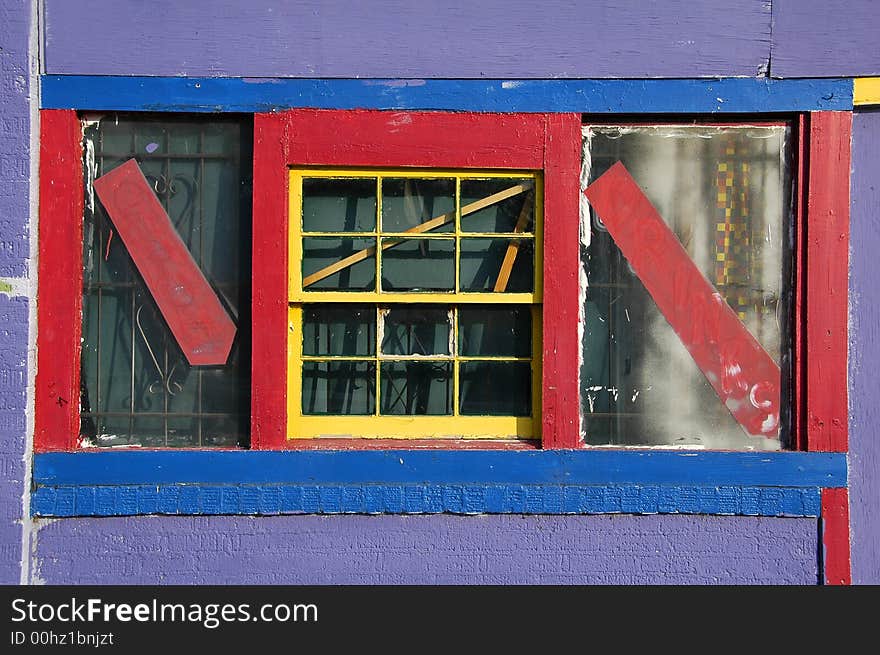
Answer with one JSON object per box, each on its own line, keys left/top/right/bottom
{"left": 854, "top": 78, "right": 880, "bottom": 106}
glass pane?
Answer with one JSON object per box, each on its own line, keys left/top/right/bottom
{"left": 459, "top": 362, "right": 531, "bottom": 416}
{"left": 81, "top": 117, "right": 251, "bottom": 448}
{"left": 381, "top": 238, "right": 454, "bottom": 292}
{"left": 302, "top": 361, "right": 376, "bottom": 415}
{"left": 381, "top": 178, "right": 455, "bottom": 233}
{"left": 380, "top": 361, "right": 453, "bottom": 415}
{"left": 302, "top": 237, "right": 376, "bottom": 291}
{"left": 459, "top": 306, "right": 531, "bottom": 357}
{"left": 302, "top": 178, "right": 376, "bottom": 233}
{"left": 460, "top": 238, "right": 534, "bottom": 292}
{"left": 582, "top": 124, "right": 791, "bottom": 450}
{"left": 381, "top": 306, "right": 451, "bottom": 356}
{"left": 461, "top": 178, "right": 534, "bottom": 233}
{"left": 303, "top": 304, "right": 375, "bottom": 356}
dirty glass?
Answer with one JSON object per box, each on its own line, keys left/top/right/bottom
{"left": 80, "top": 116, "right": 252, "bottom": 447}
{"left": 302, "top": 361, "right": 376, "bottom": 415}
{"left": 458, "top": 306, "right": 531, "bottom": 357}
{"left": 460, "top": 362, "right": 531, "bottom": 416}
{"left": 302, "top": 178, "right": 376, "bottom": 232}
{"left": 303, "top": 304, "right": 375, "bottom": 356}
{"left": 460, "top": 238, "right": 534, "bottom": 292}
{"left": 382, "top": 178, "right": 455, "bottom": 232}
{"left": 302, "top": 237, "right": 377, "bottom": 291}
{"left": 381, "top": 238, "right": 455, "bottom": 291}
{"left": 381, "top": 306, "right": 451, "bottom": 356}
{"left": 380, "top": 361, "right": 454, "bottom": 415}
{"left": 581, "top": 124, "right": 792, "bottom": 450}
{"left": 460, "top": 179, "right": 535, "bottom": 233}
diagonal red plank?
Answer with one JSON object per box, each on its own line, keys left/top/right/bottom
{"left": 93, "top": 159, "right": 236, "bottom": 366}
{"left": 584, "top": 162, "right": 780, "bottom": 439}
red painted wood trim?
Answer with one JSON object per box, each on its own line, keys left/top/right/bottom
{"left": 541, "top": 113, "right": 582, "bottom": 448}
{"left": 271, "top": 109, "right": 575, "bottom": 448}
{"left": 822, "top": 487, "right": 851, "bottom": 585}
{"left": 282, "top": 109, "right": 546, "bottom": 170}
{"left": 92, "top": 160, "right": 236, "bottom": 366}
{"left": 806, "top": 112, "right": 851, "bottom": 452}
{"left": 585, "top": 163, "right": 781, "bottom": 439}
{"left": 35, "top": 110, "right": 83, "bottom": 452}
{"left": 251, "top": 113, "right": 289, "bottom": 449}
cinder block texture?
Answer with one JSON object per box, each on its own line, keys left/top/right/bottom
{"left": 0, "top": 0, "right": 30, "bottom": 584}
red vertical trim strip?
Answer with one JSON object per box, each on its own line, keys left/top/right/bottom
{"left": 806, "top": 112, "right": 851, "bottom": 452}
{"left": 35, "top": 110, "right": 83, "bottom": 452}
{"left": 794, "top": 115, "right": 808, "bottom": 451}
{"left": 251, "top": 113, "right": 289, "bottom": 449}
{"left": 822, "top": 487, "right": 851, "bottom": 585}
{"left": 541, "top": 113, "right": 582, "bottom": 448}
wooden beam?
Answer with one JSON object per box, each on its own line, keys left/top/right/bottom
{"left": 493, "top": 190, "right": 534, "bottom": 292}
{"left": 302, "top": 182, "right": 532, "bottom": 288}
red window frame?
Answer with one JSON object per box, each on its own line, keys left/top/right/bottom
{"left": 33, "top": 109, "right": 848, "bottom": 454}
{"left": 34, "top": 109, "right": 582, "bottom": 451}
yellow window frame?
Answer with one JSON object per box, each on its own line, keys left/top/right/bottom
{"left": 287, "top": 168, "right": 543, "bottom": 440}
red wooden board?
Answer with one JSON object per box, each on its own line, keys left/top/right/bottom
{"left": 585, "top": 162, "right": 781, "bottom": 439}
{"left": 806, "top": 112, "right": 851, "bottom": 452}
{"left": 35, "top": 110, "right": 83, "bottom": 451}
{"left": 822, "top": 487, "right": 851, "bottom": 585}
{"left": 93, "top": 159, "right": 236, "bottom": 366}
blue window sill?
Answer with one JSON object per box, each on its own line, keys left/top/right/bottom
{"left": 32, "top": 450, "right": 846, "bottom": 518}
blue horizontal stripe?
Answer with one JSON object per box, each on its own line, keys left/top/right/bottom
{"left": 41, "top": 76, "right": 854, "bottom": 113}
{"left": 30, "top": 483, "right": 823, "bottom": 518}
{"left": 34, "top": 450, "right": 846, "bottom": 487}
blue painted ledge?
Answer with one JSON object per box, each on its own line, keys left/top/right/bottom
{"left": 41, "top": 76, "right": 854, "bottom": 114}
{"left": 32, "top": 450, "right": 844, "bottom": 518}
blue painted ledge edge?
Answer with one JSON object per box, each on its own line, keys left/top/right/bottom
{"left": 34, "top": 450, "right": 846, "bottom": 486}
{"left": 40, "top": 76, "right": 854, "bottom": 113}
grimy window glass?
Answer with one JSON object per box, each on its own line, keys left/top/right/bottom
{"left": 288, "top": 169, "right": 542, "bottom": 440}
{"left": 80, "top": 116, "right": 252, "bottom": 447}
{"left": 582, "top": 125, "right": 793, "bottom": 450}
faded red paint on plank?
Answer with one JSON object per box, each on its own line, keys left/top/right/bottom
{"left": 251, "top": 113, "right": 289, "bottom": 449}
{"left": 585, "top": 162, "right": 781, "bottom": 439}
{"left": 541, "top": 113, "right": 582, "bottom": 448}
{"left": 93, "top": 159, "right": 236, "bottom": 366}
{"left": 284, "top": 109, "right": 546, "bottom": 169}
{"left": 35, "top": 110, "right": 83, "bottom": 452}
{"left": 806, "top": 112, "right": 851, "bottom": 452}
{"left": 822, "top": 487, "right": 851, "bottom": 585}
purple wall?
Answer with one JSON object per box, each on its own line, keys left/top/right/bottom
{"left": 0, "top": 0, "right": 876, "bottom": 585}
{"left": 850, "top": 109, "right": 880, "bottom": 585}
{"left": 0, "top": 0, "right": 31, "bottom": 584}
{"left": 771, "top": 1, "right": 880, "bottom": 77}
{"left": 43, "top": 0, "right": 772, "bottom": 78}
{"left": 33, "top": 515, "right": 818, "bottom": 585}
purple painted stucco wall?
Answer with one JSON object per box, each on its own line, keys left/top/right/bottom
{"left": 43, "top": 0, "right": 773, "bottom": 78}
{"left": 33, "top": 515, "right": 819, "bottom": 585}
{"left": 0, "top": 0, "right": 31, "bottom": 584}
{"left": 771, "top": 1, "right": 880, "bottom": 78}
{"left": 849, "top": 109, "right": 880, "bottom": 585}
{"left": 0, "top": 0, "right": 876, "bottom": 585}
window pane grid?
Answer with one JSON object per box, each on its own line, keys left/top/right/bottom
{"left": 289, "top": 169, "right": 541, "bottom": 438}
{"left": 81, "top": 117, "right": 252, "bottom": 448}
